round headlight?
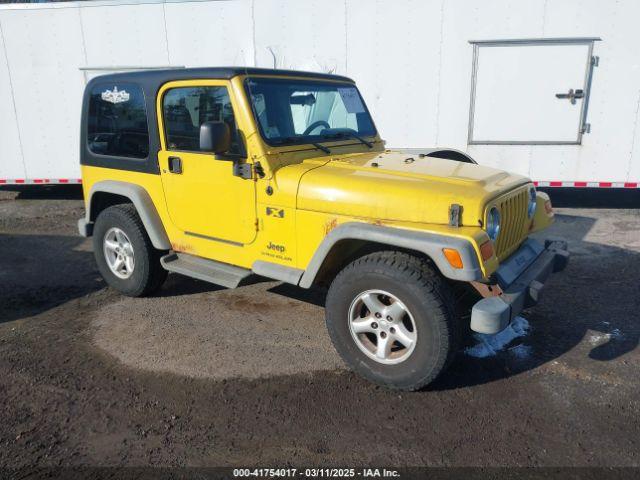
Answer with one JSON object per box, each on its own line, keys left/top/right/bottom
{"left": 486, "top": 206, "right": 501, "bottom": 241}
{"left": 528, "top": 186, "right": 537, "bottom": 218}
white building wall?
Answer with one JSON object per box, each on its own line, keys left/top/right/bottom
{"left": 345, "top": 0, "right": 443, "bottom": 152}
{"left": 529, "top": 0, "right": 640, "bottom": 183}
{"left": 164, "top": 0, "right": 253, "bottom": 67}
{"left": 80, "top": 2, "right": 169, "bottom": 67}
{"left": 0, "top": 19, "right": 25, "bottom": 180}
{"left": 438, "top": 0, "right": 549, "bottom": 178}
{"left": 0, "top": 5, "right": 85, "bottom": 180}
{"left": 0, "top": 0, "right": 638, "bottom": 185}
{"left": 253, "top": 0, "right": 347, "bottom": 74}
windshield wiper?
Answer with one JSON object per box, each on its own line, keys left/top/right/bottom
{"left": 273, "top": 136, "right": 331, "bottom": 154}
{"left": 311, "top": 142, "right": 331, "bottom": 154}
{"left": 323, "top": 131, "right": 373, "bottom": 149}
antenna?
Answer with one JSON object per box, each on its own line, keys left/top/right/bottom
{"left": 267, "top": 47, "right": 277, "bottom": 68}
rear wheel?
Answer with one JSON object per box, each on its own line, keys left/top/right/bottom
{"left": 325, "top": 251, "right": 459, "bottom": 390}
{"left": 93, "top": 204, "right": 167, "bottom": 297}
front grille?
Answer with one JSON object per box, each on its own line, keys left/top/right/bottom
{"left": 491, "top": 187, "right": 530, "bottom": 261}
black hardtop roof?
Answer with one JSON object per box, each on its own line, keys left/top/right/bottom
{"left": 87, "top": 67, "right": 355, "bottom": 91}
{"left": 81, "top": 67, "right": 356, "bottom": 174}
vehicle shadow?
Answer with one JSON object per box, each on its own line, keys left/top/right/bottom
{"left": 537, "top": 187, "right": 640, "bottom": 208}
{"left": 153, "top": 272, "right": 273, "bottom": 298}
{"left": 267, "top": 282, "right": 327, "bottom": 307}
{"left": 0, "top": 185, "right": 84, "bottom": 200}
{"left": 0, "top": 233, "right": 104, "bottom": 324}
{"left": 154, "top": 274, "right": 225, "bottom": 297}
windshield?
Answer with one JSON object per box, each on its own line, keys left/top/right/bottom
{"left": 245, "top": 77, "right": 376, "bottom": 147}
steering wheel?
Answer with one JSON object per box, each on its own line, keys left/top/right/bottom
{"left": 302, "top": 120, "right": 330, "bottom": 136}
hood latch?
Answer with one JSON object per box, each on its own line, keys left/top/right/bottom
{"left": 449, "top": 204, "right": 463, "bottom": 227}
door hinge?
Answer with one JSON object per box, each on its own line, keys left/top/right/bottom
{"left": 579, "top": 56, "right": 599, "bottom": 136}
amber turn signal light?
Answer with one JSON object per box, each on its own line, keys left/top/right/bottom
{"left": 442, "top": 248, "right": 464, "bottom": 269}
{"left": 480, "top": 241, "right": 494, "bottom": 261}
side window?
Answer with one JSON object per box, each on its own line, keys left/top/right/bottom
{"left": 163, "top": 86, "right": 242, "bottom": 155}
{"left": 87, "top": 83, "right": 149, "bottom": 159}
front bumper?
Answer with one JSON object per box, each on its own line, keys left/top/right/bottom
{"left": 470, "top": 238, "right": 569, "bottom": 334}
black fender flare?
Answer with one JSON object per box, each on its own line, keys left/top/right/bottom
{"left": 80, "top": 180, "right": 171, "bottom": 250}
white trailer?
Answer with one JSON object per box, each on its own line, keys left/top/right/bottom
{"left": 0, "top": 0, "right": 638, "bottom": 189}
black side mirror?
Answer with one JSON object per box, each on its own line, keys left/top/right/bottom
{"left": 199, "top": 121, "right": 231, "bottom": 154}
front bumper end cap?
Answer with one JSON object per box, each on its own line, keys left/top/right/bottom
{"left": 78, "top": 218, "right": 93, "bottom": 237}
{"left": 470, "top": 238, "right": 569, "bottom": 335}
{"left": 471, "top": 297, "right": 511, "bottom": 334}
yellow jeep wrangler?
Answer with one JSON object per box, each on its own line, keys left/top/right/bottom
{"left": 78, "top": 67, "right": 568, "bottom": 390}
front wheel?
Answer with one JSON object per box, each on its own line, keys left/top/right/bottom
{"left": 93, "top": 204, "right": 167, "bottom": 297}
{"left": 325, "top": 251, "right": 459, "bottom": 391}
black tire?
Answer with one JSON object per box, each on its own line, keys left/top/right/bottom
{"left": 93, "top": 204, "right": 167, "bottom": 297}
{"left": 325, "top": 251, "right": 459, "bottom": 391}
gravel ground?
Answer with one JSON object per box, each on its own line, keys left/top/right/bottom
{"left": 0, "top": 186, "right": 639, "bottom": 469}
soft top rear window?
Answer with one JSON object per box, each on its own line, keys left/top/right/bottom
{"left": 87, "top": 83, "right": 149, "bottom": 159}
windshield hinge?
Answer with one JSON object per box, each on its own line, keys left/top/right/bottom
{"left": 233, "top": 162, "right": 253, "bottom": 180}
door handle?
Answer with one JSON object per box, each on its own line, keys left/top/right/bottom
{"left": 555, "top": 88, "right": 584, "bottom": 105}
{"left": 168, "top": 156, "right": 182, "bottom": 174}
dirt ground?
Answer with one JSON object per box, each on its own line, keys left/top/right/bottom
{"left": 0, "top": 186, "right": 639, "bottom": 469}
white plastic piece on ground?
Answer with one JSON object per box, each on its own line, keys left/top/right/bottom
{"left": 465, "top": 316, "right": 530, "bottom": 359}
{"left": 589, "top": 328, "right": 623, "bottom": 346}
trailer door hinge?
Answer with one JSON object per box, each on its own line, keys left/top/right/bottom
{"left": 591, "top": 55, "right": 599, "bottom": 67}
{"left": 582, "top": 123, "right": 591, "bottom": 134}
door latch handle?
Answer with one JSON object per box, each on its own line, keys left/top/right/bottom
{"left": 168, "top": 156, "right": 182, "bottom": 174}
{"left": 555, "top": 88, "right": 584, "bottom": 105}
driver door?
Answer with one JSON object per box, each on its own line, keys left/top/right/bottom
{"left": 157, "top": 80, "right": 256, "bottom": 245}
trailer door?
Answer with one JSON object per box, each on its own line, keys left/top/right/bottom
{"left": 468, "top": 38, "right": 599, "bottom": 145}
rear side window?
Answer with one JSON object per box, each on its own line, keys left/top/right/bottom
{"left": 162, "top": 86, "right": 242, "bottom": 155}
{"left": 87, "top": 83, "right": 149, "bottom": 159}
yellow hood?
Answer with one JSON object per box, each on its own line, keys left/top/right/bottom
{"left": 295, "top": 150, "right": 530, "bottom": 226}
